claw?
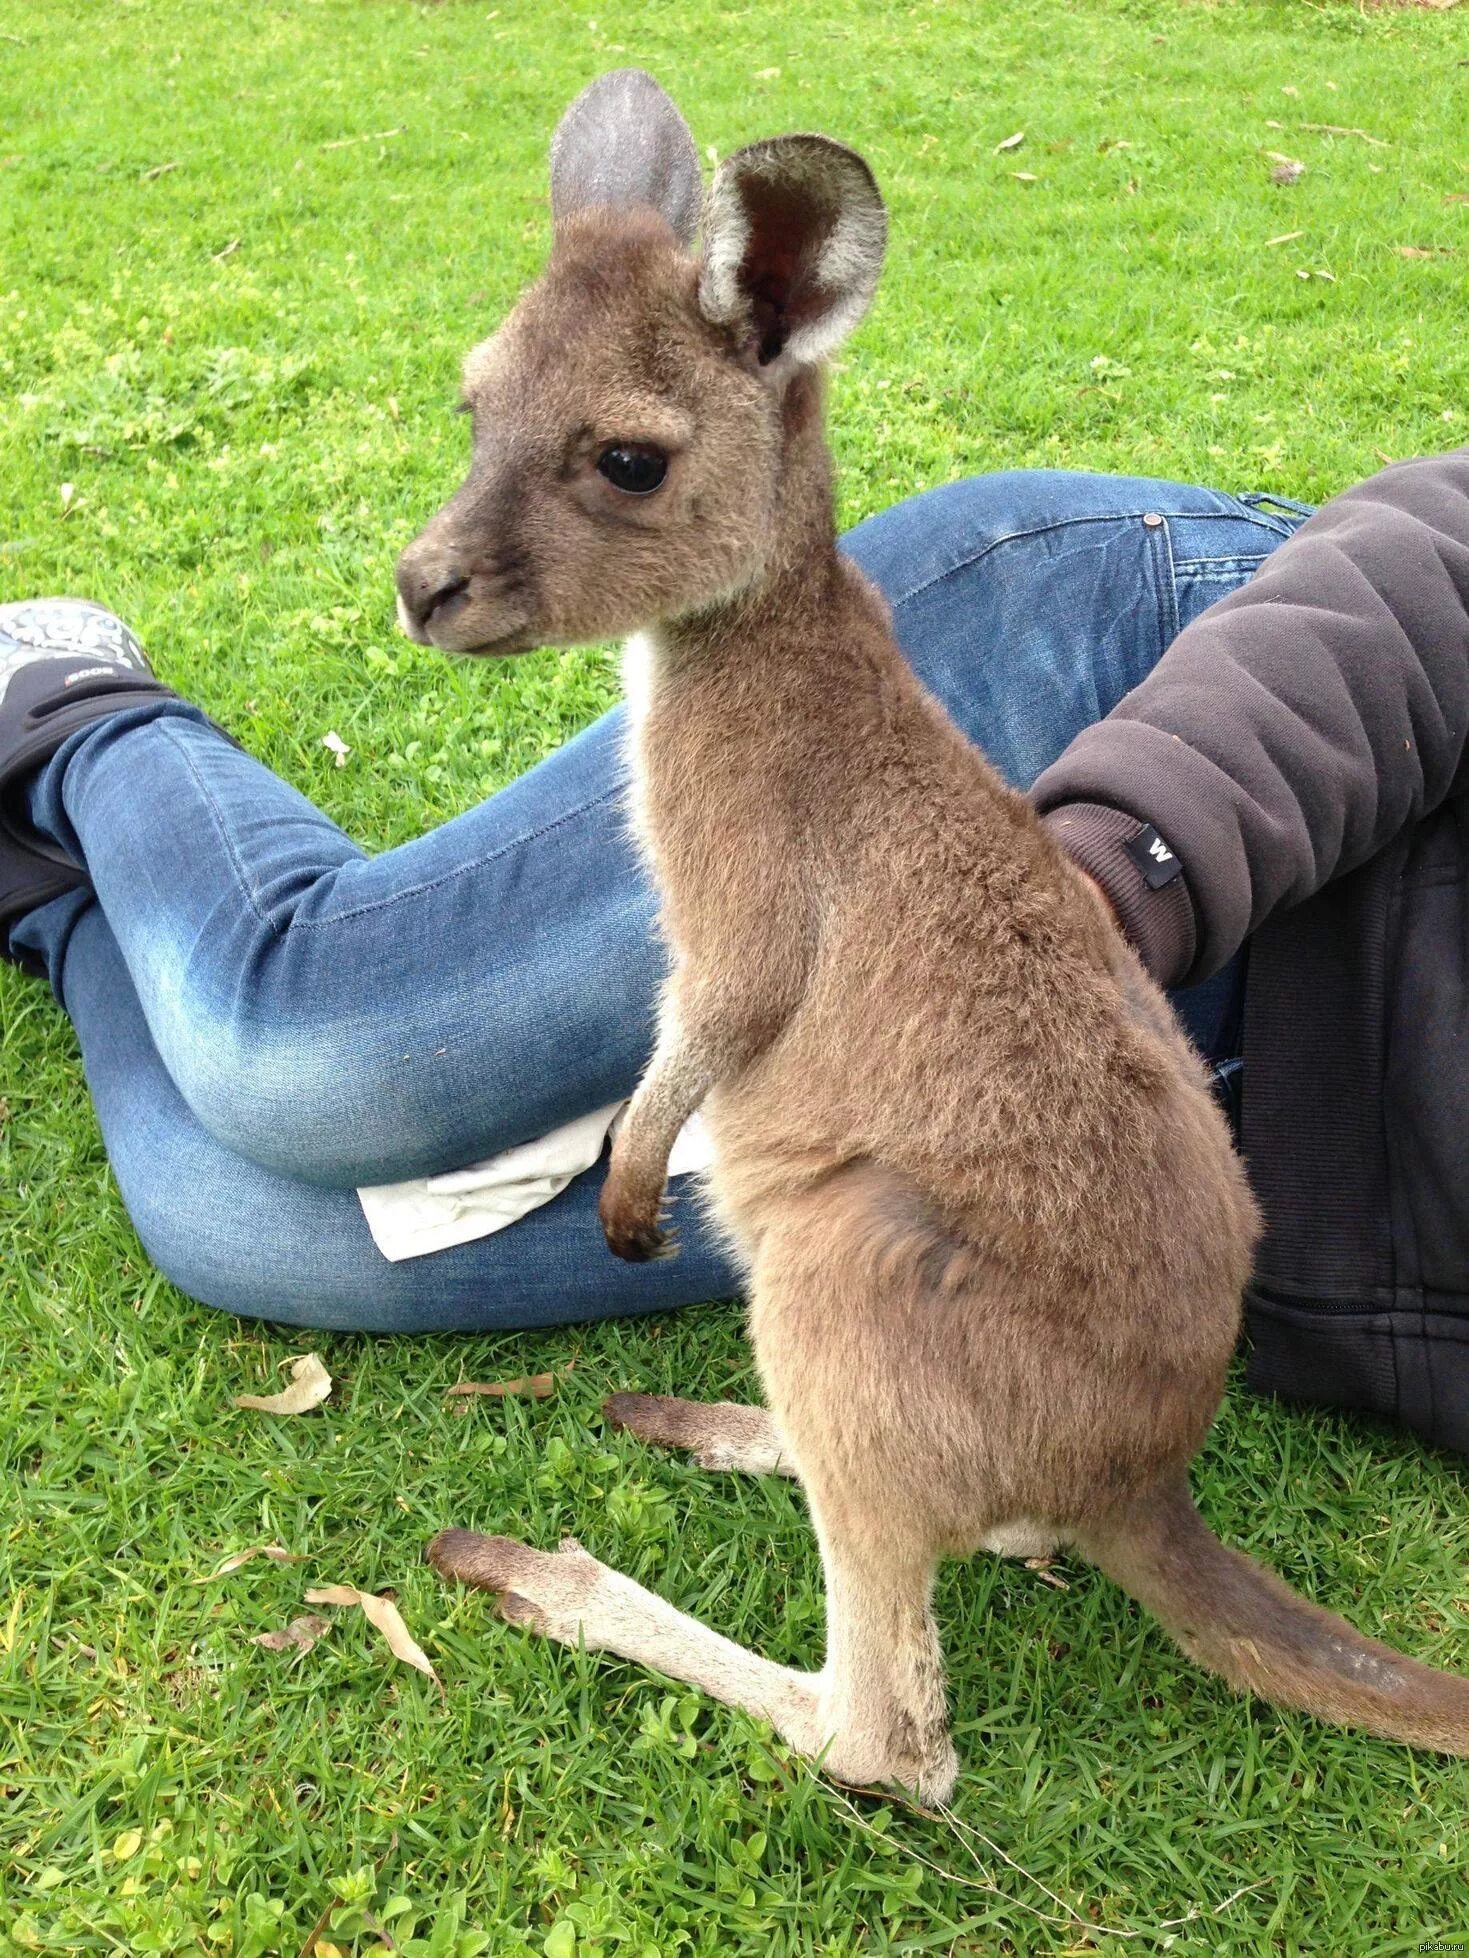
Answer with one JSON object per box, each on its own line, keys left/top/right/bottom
{"left": 602, "top": 1216, "right": 677, "bottom": 1263}
{"left": 598, "top": 1174, "right": 678, "bottom": 1263}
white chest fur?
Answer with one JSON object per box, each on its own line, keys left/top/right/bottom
{"left": 620, "top": 629, "right": 660, "bottom": 858}
{"left": 620, "top": 629, "right": 658, "bottom": 733}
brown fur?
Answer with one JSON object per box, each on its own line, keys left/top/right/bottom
{"left": 412, "top": 73, "right": 1469, "bottom": 1800}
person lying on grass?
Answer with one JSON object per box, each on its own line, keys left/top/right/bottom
{"left": 2, "top": 446, "right": 1467, "bottom": 1457}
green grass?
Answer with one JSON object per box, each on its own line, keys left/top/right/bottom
{"left": 2, "top": 0, "right": 1468, "bottom": 1949}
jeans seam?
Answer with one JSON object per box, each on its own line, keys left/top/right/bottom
{"left": 1153, "top": 518, "right": 1178, "bottom": 652}
{"left": 285, "top": 778, "right": 633, "bottom": 932}
{"left": 158, "top": 717, "right": 282, "bottom": 937}
{"left": 159, "top": 721, "right": 634, "bottom": 937}
{"left": 1171, "top": 552, "right": 1270, "bottom": 572}
{"left": 883, "top": 506, "right": 1290, "bottom": 611}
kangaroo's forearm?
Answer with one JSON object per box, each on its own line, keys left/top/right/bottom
{"left": 601, "top": 985, "right": 790, "bottom": 1260}
{"left": 620, "top": 1034, "right": 718, "bottom": 1176}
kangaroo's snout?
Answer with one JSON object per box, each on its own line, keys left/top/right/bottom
{"left": 393, "top": 546, "right": 466, "bottom": 645}
{"left": 394, "top": 513, "right": 532, "bottom": 656}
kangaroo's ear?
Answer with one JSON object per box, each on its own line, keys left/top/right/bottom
{"left": 698, "top": 135, "right": 886, "bottom": 374}
{"left": 550, "top": 69, "right": 702, "bottom": 248}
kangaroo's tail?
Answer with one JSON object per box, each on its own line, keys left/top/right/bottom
{"left": 1076, "top": 1479, "right": 1469, "bottom": 1754}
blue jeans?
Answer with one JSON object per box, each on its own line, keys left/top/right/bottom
{"left": 15, "top": 471, "right": 1310, "bottom": 1331}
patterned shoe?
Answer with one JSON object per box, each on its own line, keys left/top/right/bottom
{"left": 0, "top": 598, "right": 181, "bottom": 975}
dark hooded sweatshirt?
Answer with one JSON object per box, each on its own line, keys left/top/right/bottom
{"left": 1031, "top": 446, "right": 1469, "bottom": 1458}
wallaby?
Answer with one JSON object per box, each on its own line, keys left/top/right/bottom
{"left": 398, "top": 70, "right": 1469, "bottom": 1801}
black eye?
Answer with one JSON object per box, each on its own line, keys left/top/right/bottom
{"left": 596, "top": 444, "right": 668, "bottom": 495}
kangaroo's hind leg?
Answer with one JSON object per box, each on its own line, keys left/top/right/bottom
{"left": 604, "top": 1393, "right": 799, "bottom": 1476}
{"left": 601, "top": 1406, "right": 953, "bottom": 1786}
{"left": 428, "top": 1189, "right": 958, "bottom": 1800}
{"left": 806, "top": 1512, "right": 955, "bottom": 1800}
{"left": 426, "top": 1509, "right": 953, "bottom": 1801}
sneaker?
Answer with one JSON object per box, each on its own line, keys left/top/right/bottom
{"left": 0, "top": 599, "right": 180, "bottom": 975}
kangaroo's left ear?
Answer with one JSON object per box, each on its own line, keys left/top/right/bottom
{"left": 550, "top": 69, "right": 703, "bottom": 249}
{"left": 698, "top": 135, "right": 886, "bottom": 377}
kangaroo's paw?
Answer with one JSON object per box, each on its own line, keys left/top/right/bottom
{"left": 603, "top": 1393, "right": 799, "bottom": 1477}
{"left": 597, "top": 1184, "right": 676, "bottom": 1264}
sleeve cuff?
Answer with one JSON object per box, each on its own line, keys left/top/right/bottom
{"left": 1039, "top": 801, "right": 1197, "bottom": 989}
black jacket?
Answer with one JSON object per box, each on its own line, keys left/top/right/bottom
{"left": 1032, "top": 448, "right": 1469, "bottom": 1457}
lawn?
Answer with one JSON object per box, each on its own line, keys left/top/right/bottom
{"left": 2, "top": 0, "right": 1468, "bottom": 1950}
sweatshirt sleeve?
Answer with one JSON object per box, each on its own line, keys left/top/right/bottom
{"left": 1031, "top": 447, "right": 1469, "bottom": 988}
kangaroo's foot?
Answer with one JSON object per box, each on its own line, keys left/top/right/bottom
{"left": 425, "top": 1528, "right": 955, "bottom": 1803}
{"left": 427, "top": 1527, "right": 818, "bottom": 1731}
{"left": 604, "top": 1393, "right": 799, "bottom": 1477}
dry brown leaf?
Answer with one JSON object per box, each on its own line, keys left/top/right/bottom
{"left": 1010, "top": 171, "right": 1038, "bottom": 184}
{"left": 1265, "top": 229, "right": 1305, "bottom": 247}
{"left": 251, "top": 1613, "right": 331, "bottom": 1653}
{"left": 993, "top": 129, "right": 1025, "bottom": 154}
{"left": 319, "top": 125, "right": 405, "bottom": 151}
{"left": 1300, "top": 121, "right": 1388, "bottom": 147}
{"left": 1395, "top": 244, "right": 1456, "bottom": 257}
{"left": 305, "top": 1585, "right": 441, "bottom": 1690}
{"left": 1444, "top": 192, "right": 1469, "bottom": 204}
{"left": 195, "top": 1543, "right": 307, "bottom": 1582}
{"left": 1025, "top": 1556, "right": 1071, "bottom": 1591}
{"left": 1271, "top": 162, "right": 1306, "bottom": 186}
{"left": 445, "top": 1372, "right": 557, "bottom": 1403}
{"left": 233, "top": 1352, "right": 332, "bottom": 1416}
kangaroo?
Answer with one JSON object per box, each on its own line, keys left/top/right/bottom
{"left": 398, "top": 70, "right": 1469, "bottom": 1802}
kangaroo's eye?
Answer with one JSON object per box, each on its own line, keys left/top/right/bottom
{"left": 596, "top": 444, "right": 668, "bottom": 495}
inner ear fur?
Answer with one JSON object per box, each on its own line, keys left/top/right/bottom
{"left": 699, "top": 135, "right": 886, "bottom": 372}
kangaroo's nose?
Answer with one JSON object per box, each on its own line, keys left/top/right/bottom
{"left": 417, "top": 575, "right": 470, "bottom": 625}
{"left": 395, "top": 536, "right": 470, "bottom": 642}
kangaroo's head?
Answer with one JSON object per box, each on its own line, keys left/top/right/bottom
{"left": 394, "top": 70, "right": 886, "bottom": 656}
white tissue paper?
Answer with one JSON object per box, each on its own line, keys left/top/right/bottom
{"left": 357, "top": 1104, "right": 714, "bottom": 1261}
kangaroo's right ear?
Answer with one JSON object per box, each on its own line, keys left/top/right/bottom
{"left": 550, "top": 69, "right": 703, "bottom": 249}
{"left": 698, "top": 135, "right": 886, "bottom": 376}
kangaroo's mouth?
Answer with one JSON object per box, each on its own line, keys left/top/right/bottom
{"left": 442, "top": 628, "right": 539, "bottom": 659}
{"left": 394, "top": 585, "right": 534, "bottom": 657}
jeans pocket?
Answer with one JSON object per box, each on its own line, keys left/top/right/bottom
{"left": 1172, "top": 555, "right": 1272, "bottom": 635}
{"left": 1166, "top": 489, "right": 1314, "bottom": 637}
